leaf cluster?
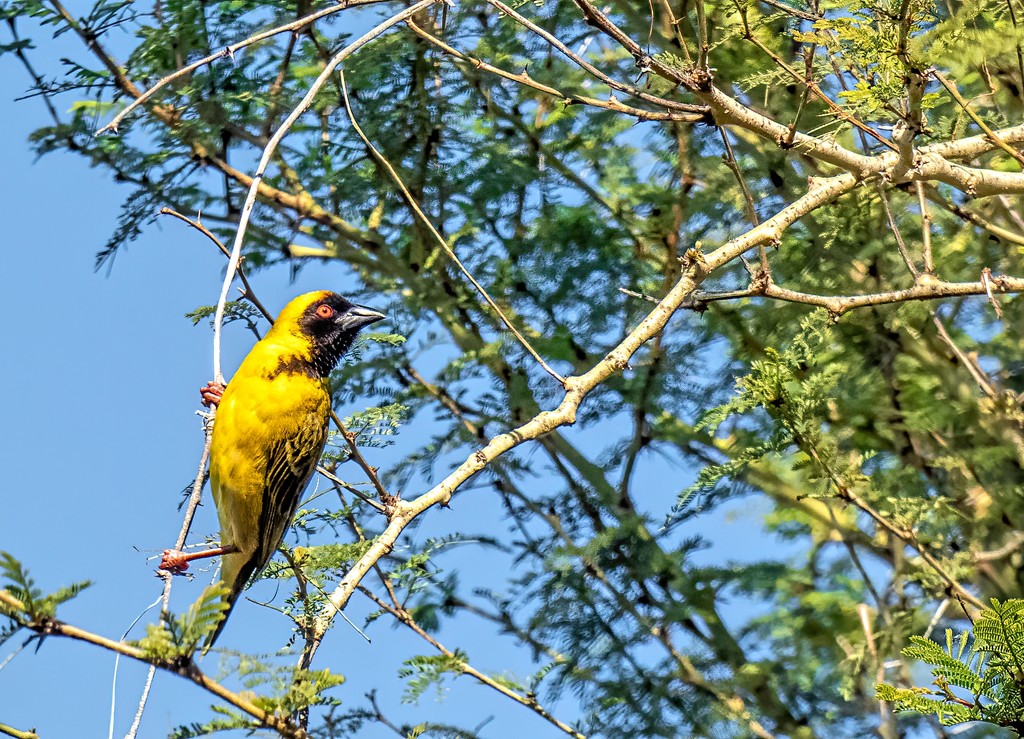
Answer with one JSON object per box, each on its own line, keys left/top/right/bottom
{"left": 878, "top": 599, "right": 1024, "bottom": 732}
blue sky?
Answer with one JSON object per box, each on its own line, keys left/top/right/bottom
{"left": 0, "top": 7, "right": 798, "bottom": 739}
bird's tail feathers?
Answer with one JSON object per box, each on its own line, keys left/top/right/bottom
{"left": 202, "top": 551, "right": 256, "bottom": 652}
{"left": 202, "top": 579, "right": 245, "bottom": 652}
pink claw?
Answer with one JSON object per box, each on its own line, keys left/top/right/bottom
{"left": 200, "top": 380, "right": 226, "bottom": 408}
{"left": 159, "top": 549, "right": 191, "bottom": 573}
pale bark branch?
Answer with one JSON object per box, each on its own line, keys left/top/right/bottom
{"left": 0, "top": 590, "right": 307, "bottom": 739}
{"left": 687, "top": 274, "right": 1024, "bottom": 316}
{"left": 305, "top": 158, "right": 865, "bottom": 667}
{"left": 0, "top": 722, "right": 37, "bottom": 739}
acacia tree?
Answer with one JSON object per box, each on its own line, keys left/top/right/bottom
{"left": 3, "top": 0, "right": 1024, "bottom": 736}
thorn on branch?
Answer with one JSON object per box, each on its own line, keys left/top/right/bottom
{"left": 750, "top": 269, "right": 772, "bottom": 293}
{"left": 380, "top": 491, "right": 402, "bottom": 519}
{"left": 679, "top": 245, "right": 708, "bottom": 274}
{"left": 982, "top": 267, "right": 1005, "bottom": 318}
{"left": 618, "top": 286, "right": 659, "bottom": 304}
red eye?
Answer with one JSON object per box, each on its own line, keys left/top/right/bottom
{"left": 316, "top": 304, "right": 335, "bottom": 319}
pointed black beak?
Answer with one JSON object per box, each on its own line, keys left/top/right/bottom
{"left": 338, "top": 304, "right": 386, "bottom": 332}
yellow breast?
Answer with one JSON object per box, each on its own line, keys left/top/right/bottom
{"left": 208, "top": 335, "right": 332, "bottom": 592}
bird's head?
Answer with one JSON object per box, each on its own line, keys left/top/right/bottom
{"left": 271, "top": 291, "right": 386, "bottom": 377}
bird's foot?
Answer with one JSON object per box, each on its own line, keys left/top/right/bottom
{"left": 200, "top": 380, "right": 226, "bottom": 408}
{"left": 159, "top": 549, "right": 191, "bottom": 573}
{"left": 158, "top": 544, "right": 238, "bottom": 574}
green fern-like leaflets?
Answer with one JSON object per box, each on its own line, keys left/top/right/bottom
{"left": 0, "top": 551, "right": 92, "bottom": 642}
{"left": 137, "top": 583, "right": 229, "bottom": 660}
{"left": 878, "top": 600, "right": 1024, "bottom": 730}
{"left": 398, "top": 652, "right": 469, "bottom": 703}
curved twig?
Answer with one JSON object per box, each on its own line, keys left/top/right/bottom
{"left": 211, "top": 0, "right": 442, "bottom": 384}
{"left": 96, "top": 0, "right": 396, "bottom": 135}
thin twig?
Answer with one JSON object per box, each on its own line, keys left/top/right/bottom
{"left": 693, "top": 0, "right": 709, "bottom": 69}
{"left": 973, "top": 532, "right": 1024, "bottom": 563}
{"left": 366, "top": 690, "right": 407, "bottom": 738}
{"left": 405, "top": 19, "right": 706, "bottom": 122}
{"left": 210, "top": 0, "right": 441, "bottom": 385}
{"left": 783, "top": 46, "right": 814, "bottom": 149}
{"left": 483, "top": 0, "right": 706, "bottom": 115}
{"left": 4, "top": 19, "right": 61, "bottom": 125}
{"left": 930, "top": 314, "right": 998, "bottom": 399}
{"left": 95, "top": 0, "right": 396, "bottom": 134}
{"left": 158, "top": 208, "right": 273, "bottom": 321}
{"left": 0, "top": 590, "right": 308, "bottom": 739}
{"left": 915, "top": 182, "right": 935, "bottom": 274}
{"left": 684, "top": 274, "right": 1024, "bottom": 316}
{"left": 114, "top": 593, "right": 163, "bottom": 739}
{"left": 923, "top": 184, "right": 1024, "bottom": 246}
{"left": 922, "top": 599, "right": 950, "bottom": 640}
{"left": 358, "top": 586, "right": 587, "bottom": 739}
{"left": 315, "top": 462, "right": 386, "bottom": 513}
{"left": 876, "top": 185, "right": 919, "bottom": 278}
{"left": 126, "top": 416, "right": 214, "bottom": 737}
{"left": 717, "top": 127, "right": 766, "bottom": 273}
{"left": 798, "top": 442, "right": 984, "bottom": 611}
{"left": 734, "top": 6, "right": 896, "bottom": 151}
{"left": 933, "top": 69, "right": 1024, "bottom": 168}
{"left": 127, "top": 208, "right": 228, "bottom": 737}
{"left": 757, "top": 0, "right": 820, "bottom": 21}
{"left": 655, "top": 0, "right": 692, "bottom": 59}
{"left": 338, "top": 70, "right": 566, "bottom": 385}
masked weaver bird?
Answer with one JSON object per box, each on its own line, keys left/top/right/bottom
{"left": 160, "top": 291, "right": 385, "bottom": 645}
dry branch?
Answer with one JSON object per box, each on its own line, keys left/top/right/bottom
{"left": 0, "top": 590, "right": 308, "bottom": 739}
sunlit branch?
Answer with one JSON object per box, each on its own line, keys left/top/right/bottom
{"left": 0, "top": 590, "right": 308, "bottom": 739}
{"left": 303, "top": 149, "right": 866, "bottom": 672}
{"left": 932, "top": 69, "right": 1024, "bottom": 169}
{"left": 0, "top": 721, "right": 37, "bottom": 739}
{"left": 684, "top": 274, "right": 1024, "bottom": 316}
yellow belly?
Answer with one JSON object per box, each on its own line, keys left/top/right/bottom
{"left": 208, "top": 339, "right": 331, "bottom": 597}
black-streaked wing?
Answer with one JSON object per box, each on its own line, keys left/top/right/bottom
{"left": 248, "top": 418, "right": 327, "bottom": 585}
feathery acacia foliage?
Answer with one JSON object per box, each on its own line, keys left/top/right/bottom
{"left": 3, "top": 0, "right": 1024, "bottom": 736}
{"left": 878, "top": 599, "right": 1024, "bottom": 732}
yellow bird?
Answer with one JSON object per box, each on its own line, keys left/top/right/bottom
{"left": 160, "top": 291, "right": 385, "bottom": 645}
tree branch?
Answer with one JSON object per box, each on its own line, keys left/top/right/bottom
{"left": 686, "top": 274, "right": 1024, "bottom": 316}
{"left": 303, "top": 157, "right": 865, "bottom": 666}
{"left": 0, "top": 591, "right": 309, "bottom": 739}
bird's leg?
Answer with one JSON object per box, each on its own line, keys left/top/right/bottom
{"left": 200, "top": 380, "right": 226, "bottom": 408}
{"left": 159, "top": 545, "right": 237, "bottom": 574}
